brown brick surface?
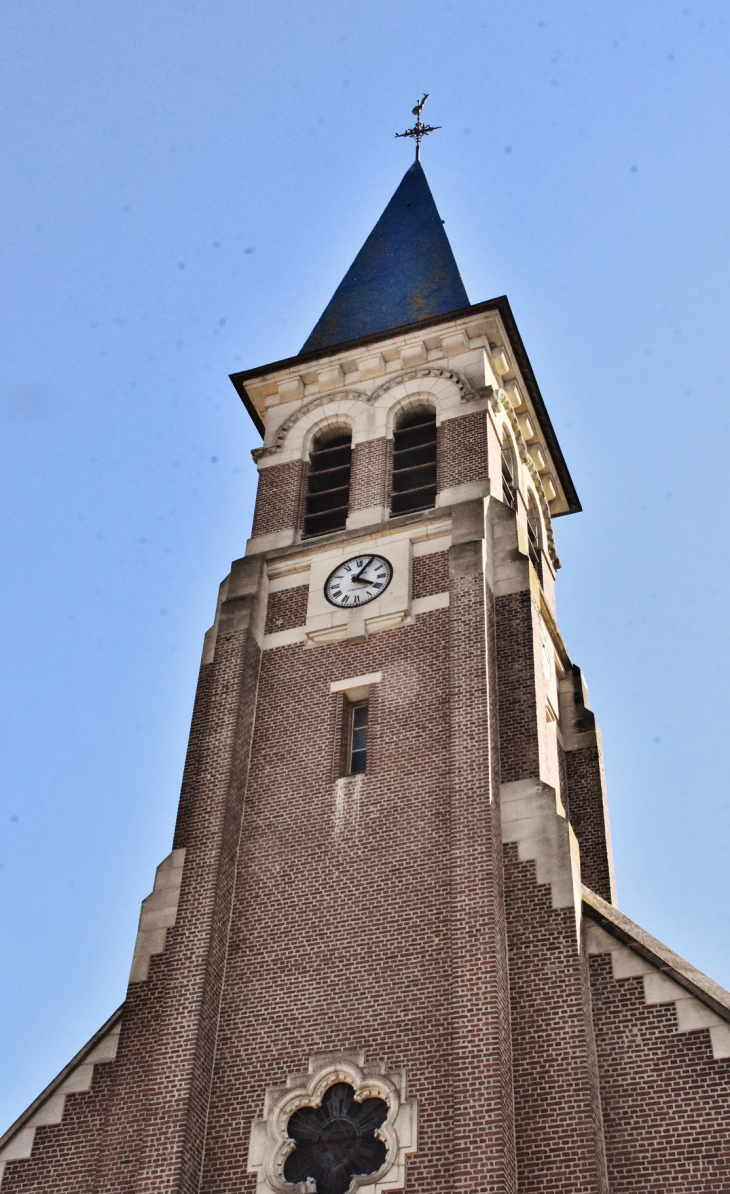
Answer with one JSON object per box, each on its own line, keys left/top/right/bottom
{"left": 264, "top": 585, "right": 308, "bottom": 634}
{"left": 504, "top": 845, "right": 608, "bottom": 1193}
{"left": 565, "top": 746, "right": 613, "bottom": 902}
{"left": 412, "top": 550, "right": 449, "bottom": 599}
{"left": 251, "top": 461, "right": 303, "bottom": 538}
{"left": 437, "top": 412, "right": 488, "bottom": 492}
{"left": 195, "top": 544, "right": 516, "bottom": 1194}
{"left": 589, "top": 951, "right": 730, "bottom": 1192}
{"left": 199, "top": 613, "right": 456, "bottom": 1193}
{"left": 1, "top": 1067, "right": 113, "bottom": 1193}
{"left": 495, "top": 591, "right": 541, "bottom": 783}
{"left": 350, "top": 437, "right": 387, "bottom": 512}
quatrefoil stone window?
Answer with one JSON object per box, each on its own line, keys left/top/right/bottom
{"left": 285, "top": 1081, "right": 387, "bottom": 1194}
{"left": 247, "top": 1051, "right": 417, "bottom": 1194}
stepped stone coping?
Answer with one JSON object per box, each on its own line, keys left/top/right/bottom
{"left": 0, "top": 1005, "right": 123, "bottom": 1180}
{"left": 583, "top": 885, "right": 730, "bottom": 1024}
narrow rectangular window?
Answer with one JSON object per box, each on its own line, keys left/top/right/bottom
{"left": 347, "top": 700, "right": 369, "bottom": 774}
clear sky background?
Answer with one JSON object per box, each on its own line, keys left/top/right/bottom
{"left": 1, "top": 0, "right": 729, "bottom": 1132}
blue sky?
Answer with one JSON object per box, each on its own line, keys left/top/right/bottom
{"left": 1, "top": 0, "right": 729, "bottom": 1131}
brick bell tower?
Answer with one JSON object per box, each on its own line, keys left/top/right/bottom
{"left": 3, "top": 158, "right": 730, "bottom": 1194}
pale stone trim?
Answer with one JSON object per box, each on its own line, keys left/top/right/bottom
{"left": 255, "top": 367, "right": 482, "bottom": 468}
{"left": 330, "top": 672, "right": 382, "bottom": 701}
{"left": 262, "top": 627, "right": 308, "bottom": 651}
{"left": 411, "top": 592, "right": 449, "bottom": 616}
{"left": 267, "top": 557, "right": 312, "bottom": 582}
{"left": 248, "top": 1050, "right": 417, "bottom": 1194}
{"left": 242, "top": 307, "right": 571, "bottom": 516}
{"left": 436, "top": 480, "right": 489, "bottom": 508}
{"left": 347, "top": 506, "right": 389, "bottom": 530}
{"left": 268, "top": 568, "right": 311, "bottom": 593}
{"left": 583, "top": 886, "right": 730, "bottom": 1058}
{"left": 411, "top": 533, "right": 451, "bottom": 557}
{"left": 247, "top": 528, "right": 298, "bottom": 555}
{"left": 407, "top": 516, "right": 451, "bottom": 544}
{"left": 488, "top": 387, "right": 559, "bottom": 568}
{"left": 501, "top": 779, "right": 582, "bottom": 943}
{"left": 0, "top": 1008, "right": 122, "bottom": 1187}
{"left": 129, "top": 849, "right": 186, "bottom": 983}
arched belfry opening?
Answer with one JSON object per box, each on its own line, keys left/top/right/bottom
{"left": 526, "top": 493, "right": 543, "bottom": 582}
{"left": 501, "top": 431, "right": 518, "bottom": 511}
{"left": 303, "top": 427, "right": 352, "bottom": 537}
{"left": 390, "top": 407, "right": 437, "bottom": 516}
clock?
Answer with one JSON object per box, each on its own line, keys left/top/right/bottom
{"left": 324, "top": 554, "right": 393, "bottom": 608}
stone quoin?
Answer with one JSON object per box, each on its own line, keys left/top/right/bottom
{"left": 2, "top": 157, "right": 729, "bottom": 1194}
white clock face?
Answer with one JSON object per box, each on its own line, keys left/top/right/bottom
{"left": 324, "top": 554, "right": 393, "bottom": 608}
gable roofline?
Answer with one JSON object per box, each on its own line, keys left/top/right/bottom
{"left": 230, "top": 296, "right": 581, "bottom": 516}
{"left": 0, "top": 1006, "right": 123, "bottom": 1154}
{"left": 583, "top": 886, "right": 730, "bottom": 1023}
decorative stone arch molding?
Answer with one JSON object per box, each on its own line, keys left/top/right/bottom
{"left": 490, "top": 388, "right": 560, "bottom": 569}
{"left": 369, "top": 366, "right": 477, "bottom": 439}
{"left": 382, "top": 392, "right": 437, "bottom": 440}
{"left": 247, "top": 1050, "right": 417, "bottom": 1194}
{"left": 253, "top": 368, "right": 480, "bottom": 466}
{"left": 254, "top": 391, "right": 371, "bottom": 464}
{"left": 300, "top": 414, "right": 355, "bottom": 461}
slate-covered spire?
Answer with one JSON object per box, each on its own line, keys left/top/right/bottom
{"left": 301, "top": 160, "right": 469, "bottom": 354}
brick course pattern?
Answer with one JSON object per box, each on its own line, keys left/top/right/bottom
{"left": 437, "top": 412, "right": 488, "bottom": 492}
{"left": 349, "top": 437, "right": 387, "bottom": 512}
{"left": 251, "top": 461, "right": 303, "bottom": 538}
{"left": 264, "top": 586, "right": 308, "bottom": 634}
{"left": 495, "top": 590, "right": 541, "bottom": 783}
{"left": 503, "top": 845, "right": 609, "bottom": 1193}
{"left": 2, "top": 1067, "right": 112, "bottom": 1193}
{"left": 565, "top": 746, "right": 613, "bottom": 902}
{"left": 199, "top": 613, "right": 459, "bottom": 1194}
{"left": 411, "top": 550, "right": 449, "bottom": 599}
{"left": 589, "top": 952, "right": 730, "bottom": 1192}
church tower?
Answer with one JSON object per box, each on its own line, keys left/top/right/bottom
{"left": 2, "top": 154, "right": 730, "bottom": 1194}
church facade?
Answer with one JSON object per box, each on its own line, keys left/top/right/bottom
{"left": 2, "top": 160, "right": 729, "bottom": 1193}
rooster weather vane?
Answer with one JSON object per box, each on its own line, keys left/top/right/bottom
{"left": 395, "top": 93, "right": 441, "bottom": 161}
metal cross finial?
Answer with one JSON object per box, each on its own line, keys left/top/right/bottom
{"left": 395, "top": 93, "right": 441, "bottom": 161}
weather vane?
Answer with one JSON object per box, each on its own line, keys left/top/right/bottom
{"left": 395, "top": 93, "right": 441, "bottom": 161}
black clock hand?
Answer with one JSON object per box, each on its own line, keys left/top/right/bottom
{"left": 352, "top": 556, "right": 374, "bottom": 583}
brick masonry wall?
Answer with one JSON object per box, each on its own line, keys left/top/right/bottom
{"left": 96, "top": 560, "right": 265, "bottom": 1194}
{"left": 503, "top": 845, "right": 608, "bottom": 1193}
{"left": 349, "top": 437, "right": 387, "bottom": 512}
{"left": 198, "top": 613, "right": 455, "bottom": 1193}
{"left": 264, "top": 586, "right": 308, "bottom": 634}
{"left": 437, "top": 412, "right": 489, "bottom": 492}
{"left": 565, "top": 747, "right": 613, "bottom": 902}
{"left": 485, "top": 580, "right": 517, "bottom": 1194}
{"left": 197, "top": 554, "right": 515, "bottom": 1194}
{"left": 251, "top": 461, "right": 303, "bottom": 538}
{"left": 412, "top": 550, "right": 449, "bottom": 599}
{"left": 447, "top": 541, "right": 516, "bottom": 1193}
{"left": 495, "top": 591, "right": 541, "bottom": 783}
{"left": 1, "top": 1066, "right": 113, "bottom": 1194}
{"left": 589, "top": 952, "right": 730, "bottom": 1192}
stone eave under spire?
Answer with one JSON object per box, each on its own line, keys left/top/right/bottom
{"left": 230, "top": 295, "right": 582, "bottom": 517}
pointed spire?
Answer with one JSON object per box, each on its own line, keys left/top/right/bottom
{"left": 301, "top": 161, "right": 469, "bottom": 354}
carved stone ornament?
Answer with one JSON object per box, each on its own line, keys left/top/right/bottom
{"left": 247, "top": 1050, "right": 418, "bottom": 1194}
